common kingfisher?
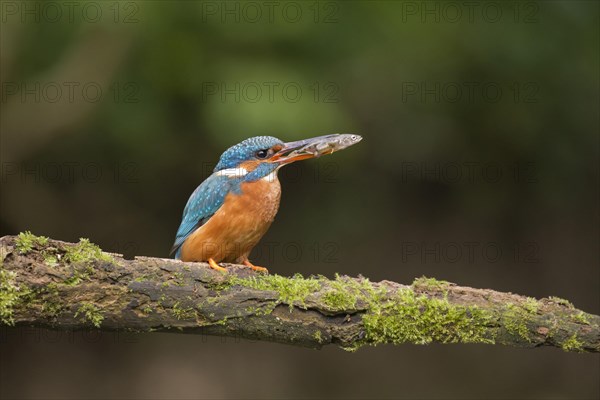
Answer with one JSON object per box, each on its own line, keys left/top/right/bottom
{"left": 171, "top": 134, "right": 362, "bottom": 272}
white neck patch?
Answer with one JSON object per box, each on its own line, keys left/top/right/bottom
{"left": 262, "top": 170, "right": 279, "bottom": 183}
{"left": 215, "top": 167, "right": 248, "bottom": 178}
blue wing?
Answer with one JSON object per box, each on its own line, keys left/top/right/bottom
{"left": 171, "top": 174, "right": 239, "bottom": 258}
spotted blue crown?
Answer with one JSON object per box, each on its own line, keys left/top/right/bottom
{"left": 214, "top": 136, "right": 283, "bottom": 172}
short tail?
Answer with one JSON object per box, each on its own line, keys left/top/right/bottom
{"left": 170, "top": 243, "right": 182, "bottom": 259}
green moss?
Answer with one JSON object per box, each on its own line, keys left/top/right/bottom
{"left": 313, "top": 330, "right": 323, "bottom": 343}
{"left": 206, "top": 279, "right": 234, "bottom": 292}
{"left": 502, "top": 303, "right": 533, "bottom": 342}
{"left": 548, "top": 296, "right": 574, "bottom": 309}
{"left": 497, "top": 298, "right": 539, "bottom": 343}
{"left": 59, "top": 239, "right": 112, "bottom": 285}
{"left": 141, "top": 304, "right": 153, "bottom": 314}
{"left": 561, "top": 334, "right": 584, "bottom": 352}
{"left": 15, "top": 231, "right": 48, "bottom": 254}
{"left": 37, "top": 283, "right": 63, "bottom": 317}
{"left": 171, "top": 302, "right": 196, "bottom": 320}
{"left": 43, "top": 254, "right": 59, "bottom": 267}
{"left": 75, "top": 302, "right": 104, "bottom": 328}
{"left": 322, "top": 290, "right": 355, "bottom": 310}
{"left": 322, "top": 274, "right": 358, "bottom": 310}
{"left": 158, "top": 272, "right": 187, "bottom": 288}
{"left": 220, "top": 273, "right": 505, "bottom": 349}
{"left": 64, "top": 238, "right": 112, "bottom": 264}
{"left": 231, "top": 273, "right": 322, "bottom": 309}
{"left": 0, "top": 269, "right": 31, "bottom": 325}
{"left": 572, "top": 311, "right": 591, "bottom": 325}
{"left": 244, "top": 303, "right": 277, "bottom": 316}
{"left": 64, "top": 270, "right": 89, "bottom": 286}
{"left": 133, "top": 275, "right": 150, "bottom": 283}
{"left": 361, "top": 288, "right": 494, "bottom": 348}
{"left": 523, "top": 297, "right": 539, "bottom": 314}
{"left": 173, "top": 272, "right": 185, "bottom": 286}
{"left": 41, "top": 299, "right": 64, "bottom": 317}
{"left": 412, "top": 276, "right": 449, "bottom": 290}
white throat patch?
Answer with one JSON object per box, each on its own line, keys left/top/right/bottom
{"left": 215, "top": 167, "right": 248, "bottom": 178}
{"left": 262, "top": 170, "right": 279, "bottom": 183}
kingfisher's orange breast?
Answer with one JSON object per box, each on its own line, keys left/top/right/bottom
{"left": 180, "top": 174, "right": 281, "bottom": 263}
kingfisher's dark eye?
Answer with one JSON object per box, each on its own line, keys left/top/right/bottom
{"left": 255, "top": 149, "right": 269, "bottom": 159}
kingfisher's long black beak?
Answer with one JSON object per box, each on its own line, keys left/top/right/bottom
{"left": 270, "top": 134, "right": 362, "bottom": 165}
{"left": 270, "top": 137, "right": 323, "bottom": 165}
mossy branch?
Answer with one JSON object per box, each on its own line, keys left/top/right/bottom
{"left": 1, "top": 233, "right": 598, "bottom": 353}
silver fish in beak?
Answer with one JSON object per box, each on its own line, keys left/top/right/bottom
{"left": 271, "top": 134, "right": 362, "bottom": 165}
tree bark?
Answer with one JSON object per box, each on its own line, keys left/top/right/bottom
{"left": 1, "top": 234, "right": 598, "bottom": 353}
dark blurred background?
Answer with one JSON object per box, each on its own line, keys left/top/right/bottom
{"left": 1, "top": 1, "right": 598, "bottom": 399}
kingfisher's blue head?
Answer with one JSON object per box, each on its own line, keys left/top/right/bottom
{"left": 212, "top": 136, "right": 282, "bottom": 182}
{"left": 212, "top": 134, "right": 362, "bottom": 182}
{"left": 214, "top": 136, "right": 283, "bottom": 171}
{"left": 212, "top": 135, "right": 316, "bottom": 182}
